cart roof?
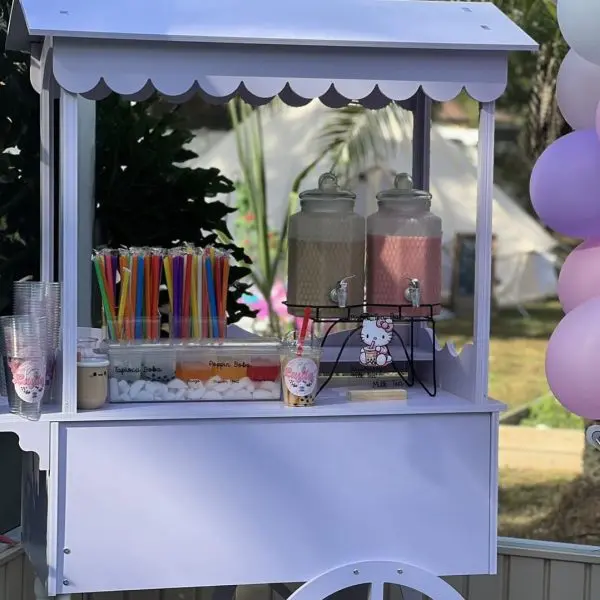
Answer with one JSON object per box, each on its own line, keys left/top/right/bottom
{"left": 7, "top": 0, "right": 537, "bottom": 105}
{"left": 8, "top": 0, "right": 536, "bottom": 52}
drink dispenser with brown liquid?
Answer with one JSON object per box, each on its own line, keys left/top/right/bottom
{"left": 287, "top": 173, "right": 365, "bottom": 319}
{"left": 366, "top": 173, "right": 442, "bottom": 317}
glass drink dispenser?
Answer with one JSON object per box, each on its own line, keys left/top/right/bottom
{"left": 366, "top": 173, "right": 442, "bottom": 317}
{"left": 287, "top": 173, "right": 366, "bottom": 319}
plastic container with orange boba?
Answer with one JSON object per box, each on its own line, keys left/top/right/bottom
{"left": 107, "top": 339, "right": 281, "bottom": 402}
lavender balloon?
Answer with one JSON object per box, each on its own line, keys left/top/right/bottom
{"left": 558, "top": 240, "right": 600, "bottom": 313}
{"left": 546, "top": 297, "right": 600, "bottom": 419}
{"left": 557, "top": 50, "right": 600, "bottom": 130}
{"left": 530, "top": 129, "right": 600, "bottom": 238}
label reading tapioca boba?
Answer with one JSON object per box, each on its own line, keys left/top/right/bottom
{"left": 113, "top": 363, "right": 142, "bottom": 380}
{"left": 141, "top": 362, "right": 175, "bottom": 383}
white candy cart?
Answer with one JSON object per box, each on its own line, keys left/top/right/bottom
{"left": 0, "top": 1, "right": 537, "bottom": 599}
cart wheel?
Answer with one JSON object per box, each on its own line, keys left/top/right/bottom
{"left": 287, "top": 561, "right": 464, "bottom": 600}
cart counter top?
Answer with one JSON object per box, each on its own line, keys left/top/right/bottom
{"left": 0, "top": 388, "right": 505, "bottom": 425}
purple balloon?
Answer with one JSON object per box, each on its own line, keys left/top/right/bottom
{"left": 546, "top": 296, "right": 600, "bottom": 419}
{"left": 530, "top": 129, "right": 600, "bottom": 238}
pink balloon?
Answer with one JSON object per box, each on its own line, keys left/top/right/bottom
{"left": 558, "top": 239, "right": 600, "bottom": 312}
{"left": 530, "top": 129, "right": 600, "bottom": 238}
{"left": 546, "top": 297, "right": 600, "bottom": 419}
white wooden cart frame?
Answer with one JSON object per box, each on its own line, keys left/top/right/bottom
{"left": 1, "top": 2, "right": 537, "bottom": 599}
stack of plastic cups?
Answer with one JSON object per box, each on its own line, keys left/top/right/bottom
{"left": 0, "top": 315, "right": 48, "bottom": 420}
{"left": 12, "top": 282, "right": 61, "bottom": 404}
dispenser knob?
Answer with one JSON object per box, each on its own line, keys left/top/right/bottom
{"left": 586, "top": 425, "right": 600, "bottom": 450}
{"left": 404, "top": 278, "right": 421, "bottom": 308}
{"left": 330, "top": 276, "right": 355, "bottom": 308}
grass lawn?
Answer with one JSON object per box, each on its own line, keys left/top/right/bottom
{"left": 436, "top": 300, "right": 563, "bottom": 408}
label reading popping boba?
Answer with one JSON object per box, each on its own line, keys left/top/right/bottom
{"left": 284, "top": 357, "right": 318, "bottom": 398}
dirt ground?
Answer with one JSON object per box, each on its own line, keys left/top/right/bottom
{"left": 499, "top": 468, "right": 600, "bottom": 545}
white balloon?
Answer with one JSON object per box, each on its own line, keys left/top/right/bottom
{"left": 557, "top": 49, "right": 600, "bottom": 130}
{"left": 558, "top": 0, "right": 600, "bottom": 66}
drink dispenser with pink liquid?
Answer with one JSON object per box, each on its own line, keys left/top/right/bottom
{"left": 287, "top": 173, "right": 365, "bottom": 319}
{"left": 366, "top": 173, "right": 442, "bottom": 317}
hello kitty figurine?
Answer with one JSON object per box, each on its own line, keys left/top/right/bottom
{"left": 359, "top": 318, "right": 394, "bottom": 367}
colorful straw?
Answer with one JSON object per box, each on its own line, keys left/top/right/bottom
{"left": 162, "top": 245, "right": 230, "bottom": 340}
{"left": 93, "top": 245, "right": 230, "bottom": 341}
{"left": 297, "top": 307, "right": 311, "bottom": 356}
{"left": 92, "top": 247, "right": 163, "bottom": 341}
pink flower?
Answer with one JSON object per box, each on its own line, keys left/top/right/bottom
{"left": 246, "top": 280, "right": 292, "bottom": 320}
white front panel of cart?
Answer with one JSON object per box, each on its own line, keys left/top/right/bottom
{"left": 57, "top": 414, "right": 495, "bottom": 594}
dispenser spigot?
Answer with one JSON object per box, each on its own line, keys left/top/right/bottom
{"left": 404, "top": 278, "right": 421, "bottom": 308}
{"left": 330, "top": 276, "right": 355, "bottom": 308}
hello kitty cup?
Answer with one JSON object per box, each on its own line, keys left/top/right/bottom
{"left": 0, "top": 315, "right": 48, "bottom": 420}
{"left": 280, "top": 337, "right": 322, "bottom": 407}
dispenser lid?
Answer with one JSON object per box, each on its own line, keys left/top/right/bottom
{"left": 77, "top": 358, "right": 110, "bottom": 368}
{"left": 376, "top": 173, "right": 431, "bottom": 202}
{"left": 299, "top": 172, "right": 356, "bottom": 201}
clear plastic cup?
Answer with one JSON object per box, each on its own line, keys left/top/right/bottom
{"left": 280, "top": 332, "right": 322, "bottom": 406}
{"left": 13, "top": 282, "right": 61, "bottom": 405}
{"left": 77, "top": 337, "right": 99, "bottom": 361}
{"left": 168, "top": 314, "right": 227, "bottom": 340}
{"left": 112, "top": 317, "right": 162, "bottom": 342}
{"left": 13, "top": 281, "right": 61, "bottom": 348}
{"left": 0, "top": 316, "right": 48, "bottom": 420}
{"left": 0, "top": 315, "right": 48, "bottom": 351}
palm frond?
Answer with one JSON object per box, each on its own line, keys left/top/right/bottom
{"left": 317, "top": 102, "right": 410, "bottom": 181}
{"left": 517, "top": 5, "right": 567, "bottom": 164}
{"left": 520, "top": 38, "right": 567, "bottom": 161}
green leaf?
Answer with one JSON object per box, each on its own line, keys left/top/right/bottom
{"left": 317, "top": 103, "right": 409, "bottom": 181}
{"left": 0, "top": 0, "right": 254, "bottom": 325}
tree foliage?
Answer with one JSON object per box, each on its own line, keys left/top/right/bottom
{"left": 0, "top": 1, "right": 40, "bottom": 310}
{"left": 0, "top": 0, "right": 254, "bottom": 324}
{"left": 95, "top": 95, "right": 254, "bottom": 324}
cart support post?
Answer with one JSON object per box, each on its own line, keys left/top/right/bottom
{"left": 76, "top": 98, "right": 96, "bottom": 327}
{"left": 473, "top": 101, "right": 496, "bottom": 403}
{"left": 59, "top": 89, "right": 80, "bottom": 413}
{"left": 40, "top": 78, "right": 54, "bottom": 282}
{"left": 411, "top": 90, "right": 431, "bottom": 192}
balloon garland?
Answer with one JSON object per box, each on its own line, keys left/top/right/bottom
{"left": 530, "top": 2, "right": 600, "bottom": 437}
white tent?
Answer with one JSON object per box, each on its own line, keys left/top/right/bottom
{"left": 190, "top": 101, "right": 558, "bottom": 307}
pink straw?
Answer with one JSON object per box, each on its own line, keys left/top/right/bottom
{"left": 296, "top": 307, "right": 311, "bottom": 356}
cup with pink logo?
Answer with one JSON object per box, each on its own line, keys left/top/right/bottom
{"left": 0, "top": 316, "right": 48, "bottom": 420}
{"left": 280, "top": 331, "right": 322, "bottom": 407}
